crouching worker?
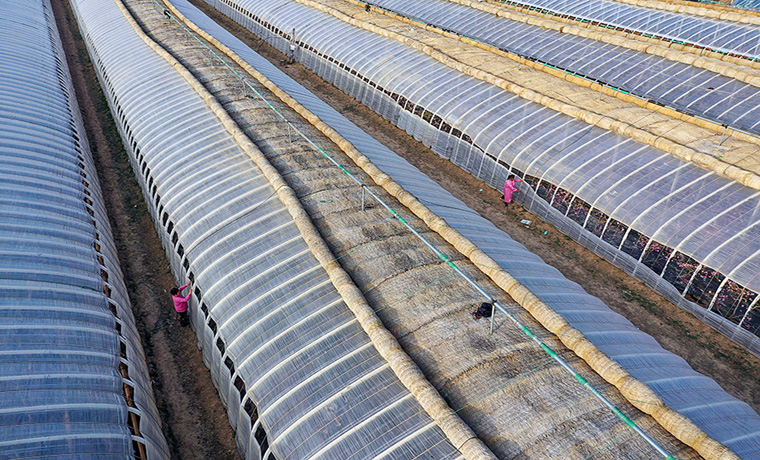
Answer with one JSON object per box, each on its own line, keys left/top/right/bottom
{"left": 171, "top": 282, "right": 192, "bottom": 327}
{"left": 471, "top": 302, "right": 494, "bottom": 321}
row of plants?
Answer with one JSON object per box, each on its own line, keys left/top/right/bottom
{"left": 524, "top": 173, "right": 760, "bottom": 335}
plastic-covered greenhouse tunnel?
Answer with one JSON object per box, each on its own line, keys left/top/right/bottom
{"left": 0, "top": 1, "right": 169, "bottom": 458}
{"left": 6, "top": 0, "right": 760, "bottom": 459}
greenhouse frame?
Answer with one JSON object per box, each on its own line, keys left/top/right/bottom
{"left": 490, "top": 0, "right": 760, "bottom": 59}
{"left": 9, "top": 0, "right": 760, "bottom": 457}
{"left": 206, "top": 0, "right": 760, "bottom": 356}
{"left": 0, "top": 1, "right": 169, "bottom": 458}
{"left": 732, "top": 0, "right": 760, "bottom": 11}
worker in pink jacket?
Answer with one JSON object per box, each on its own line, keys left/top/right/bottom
{"left": 503, "top": 174, "right": 523, "bottom": 206}
{"left": 171, "top": 282, "right": 192, "bottom": 327}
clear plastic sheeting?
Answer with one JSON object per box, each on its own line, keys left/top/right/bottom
{"left": 732, "top": 0, "right": 760, "bottom": 10}
{"left": 69, "top": 0, "right": 464, "bottom": 459}
{"left": 364, "top": 0, "right": 760, "bottom": 135}
{"left": 193, "top": 0, "right": 760, "bottom": 457}
{"left": 491, "top": 0, "right": 760, "bottom": 59}
{"left": 0, "top": 1, "right": 169, "bottom": 459}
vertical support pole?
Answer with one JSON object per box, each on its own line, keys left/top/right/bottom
{"left": 288, "top": 123, "right": 292, "bottom": 143}
{"left": 718, "top": 124, "right": 729, "bottom": 146}
{"left": 361, "top": 186, "right": 366, "bottom": 211}
{"left": 489, "top": 302, "right": 496, "bottom": 335}
{"left": 736, "top": 296, "right": 760, "bottom": 335}
{"left": 289, "top": 28, "right": 297, "bottom": 64}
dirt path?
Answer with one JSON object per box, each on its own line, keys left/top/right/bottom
{"left": 185, "top": 0, "right": 760, "bottom": 416}
{"left": 52, "top": 1, "right": 239, "bottom": 458}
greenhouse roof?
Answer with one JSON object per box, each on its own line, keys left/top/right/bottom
{"left": 0, "top": 1, "right": 168, "bottom": 458}
{"left": 69, "top": 0, "right": 467, "bottom": 458}
{"left": 365, "top": 0, "right": 760, "bottom": 136}
{"left": 491, "top": 0, "right": 760, "bottom": 58}
{"left": 224, "top": 0, "right": 760, "bottom": 322}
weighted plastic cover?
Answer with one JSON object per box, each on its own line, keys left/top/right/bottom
{"left": 203, "top": 0, "right": 760, "bottom": 352}
{"left": 488, "top": 0, "right": 760, "bottom": 58}
{"left": 363, "top": 0, "right": 760, "bottom": 136}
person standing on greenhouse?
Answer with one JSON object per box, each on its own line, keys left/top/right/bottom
{"left": 171, "top": 282, "right": 192, "bottom": 327}
{"left": 503, "top": 174, "right": 523, "bottom": 206}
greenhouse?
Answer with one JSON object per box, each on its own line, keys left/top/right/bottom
{"left": 0, "top": 1, "right": 168, "bottom": 459}
{"left": 732, "top": 0, "right": 760, "bottom": 10}
{"left": 360, "top": 0, "right": 760, "bottom": 136}
{"left": 7, "top": 0, "right": 760, "bottom": 457}
{"left": 488, "top": 0, "right": 760, "bottom": 59}
{"left": 205, "top": 0, "right": 760, "bottom": 356}
{"left": 177, "top": 1, "right": 760, "bottom": 457}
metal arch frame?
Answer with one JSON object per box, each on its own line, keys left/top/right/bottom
{"left": 222, "top": 275, "right": 337, "bottom": 354}
{"left": 621, "top": 175, "right": 723, "bottom": 263}
{"left": 671, "top": 192, "right": 760, "bottom": 297}
{"left": 174, "top": 1, "right": 760, "bottom": 456}
{"left": 493, "top": 109, "right": 569, "bottom": 189}
{"left": 480, "top": 100, "right": 543, "bottom": 185}
{"left": 198, "top": 227, "right": 306, "bottom": 300}
{"left": 516, "top": 117, "right": 593, "bottom": 210}
{"left": 263, "top": 361, "right": 391, "bottom": 441}
{"left": 481, "top": 100, "right": 540, "bottom": 171}
{"left": 596, "top": 162, "right": 696, "bottom": 250}
{"left": 239, "top": 306, "right": 360, "bottom": 395}
{"left": 603, "top": 164, "right": 710, "bottom": 241}
{"left": 635, "top": 179, "right": 736, "bottom": 269}
{"left": 307, "top": 394, "right": 418, "bottom": 459}
{"left": 700, "top": 221, "right": 760, "bottom": 309}
{"left": 521, "top": 120, "right": 601, "bottom": 192}
{"left": 257, "top": 341, "right": 375, "bottom": 419}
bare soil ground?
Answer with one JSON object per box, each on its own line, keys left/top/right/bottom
{"left": 52, "top": 1, "right": 238, "bottom": 458}
{"left": 185, "top": 0, "right": 760, "bottom": 416}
